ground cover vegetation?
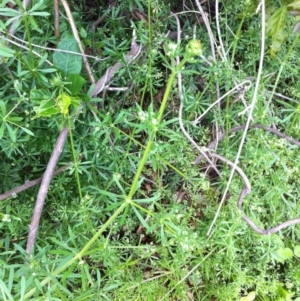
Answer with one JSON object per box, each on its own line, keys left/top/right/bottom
{"left": 0, "top": 0, "right": 300, "bottom": 300}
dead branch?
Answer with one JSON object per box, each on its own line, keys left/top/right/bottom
{"left": 54, "top": 0, "right": 60, "bottom": 37}
{"left": 194, "top": 124, "right": 300, "bottom": 235}
{"left": 26, "top": 127, "right": 69, "bottom": 254}
{"left": 0, "top": 165, "right": 70, "bottom": 202}
{"left": 90, "top": 35, "right": 142, "bottom": 97}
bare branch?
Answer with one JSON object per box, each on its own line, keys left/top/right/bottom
{"left": 194, "top": 124, "right": 300, "bottom": 235}
{"left": 0, "top": 165, "right": 70, "bottom": 202}
{"left": 54, "top": 0, "right": 60, "bottom": 37}
{"left": 91, "top": 34, "right": 142, "bottom": 97}
{"left": 26, "top": 127, "right": 69, "bottom": 254}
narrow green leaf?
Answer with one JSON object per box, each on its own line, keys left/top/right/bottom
{"left": 0, "top": 8, "right": 20, "bottom": 17}
{"left": 5, "top": 123, "right": 16, "bottom": 141}
{"left": 20, "top": 127, "right": 34, "bottom": 136}
{"left": 28, "top": 16, "right": 43, "bottom": 33}
{"left": 0, "top": 122, "right": 5, "bottom": 139}
{"left": 0, "top": 44, "right": 14, "bottom": 57}
{"left": 0, "top": 278, "right": 14, "bottom": 301}
{"left": 133, "top": 193, "right": 160, "bottom": 203}
{"left": 97, "top": 189, "right": 120, "bottom": 201}
{"left": 20, "top": 276, "right": 26, "bottom": 301}
{"left": 6, "top": 116, "right": 23, "bottom": 122}
{"left": 132, "top": 206, "right": 149, "bottom": 229}
{"left": 27, "top": 0, "right": 44, "bottom": 13}
{"left": 29, "top": 11, "right": 50, "bottom": 16}
{"left": 0, "top": 100, "right": 6, "bottom": 115}
{"left": 113, "top": 173, "right": 125, "bottom": 194}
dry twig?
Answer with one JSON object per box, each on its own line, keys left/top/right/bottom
{"left": 26, "top": 127, "right": 69, "bottom": 254}
{"left": 54, "top": 0, "right": 60, "bottom": 37}
{"left": 194, "top": 124, "right": 300, "bottom": 234}
{"left": 0, "top": 165, "right": 70, "bottom": 202}
{"left": 91, "top": 34, "right": 142, "bottom": 96}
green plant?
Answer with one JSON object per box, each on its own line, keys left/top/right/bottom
{"left": 1, "top": 0, "right": 300, "bottom": 300}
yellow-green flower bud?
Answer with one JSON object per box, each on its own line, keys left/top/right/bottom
{"left": 185, "top": 40, "right": 203, "bottom": 57}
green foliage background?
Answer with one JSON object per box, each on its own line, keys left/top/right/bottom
{"left": 0, "top": 0, "right": 300, "bottom": 300}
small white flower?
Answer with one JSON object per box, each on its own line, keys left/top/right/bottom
{"left": 2, "top": 214, "right": 11, "bottom": 222}
{"left": 138, "top": 111, "right": 147, "bottom": 122}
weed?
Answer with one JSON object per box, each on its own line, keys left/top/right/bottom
{"left": 0, "top": 0, "right": 300, "bottom": 300}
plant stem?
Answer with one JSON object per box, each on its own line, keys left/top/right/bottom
{"left": 264, "top": 35, "right": 299, "bottom": 123}
{"left": 68, "top": 115, "right": 83, "bottom": 201}
{"left": 22, "top": 52, "right": 186, "bottom": 301}
{"left": 23, "top": 12, "right": 35, "bottom": 67}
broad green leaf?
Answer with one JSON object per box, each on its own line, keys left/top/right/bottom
{"left": 57, "top": 93, "right": 71, "bottom": 116}
{"left": 266, "top": 6, "right": 288, "bottom": 58}
{"left": 70, "top": 96, "right": 81, "bottom": 107}
{"left": 53, "top": 37, "right": 82, "bottom": 76}
{"left": 272, "top": 247, "right": 293, "bottom": 262}
{"left": 66, "top": 74, "right": 86, "bottom": 95}
{"left": 30, "top": 89, "right": 52, "bottom": 104}
{"left": 32, "top": 99, "right": 60, "bottom": 119}
{"left": 270, "top": 234, "right": 285, "bottom": 247}
{"left": 277, "top": 285, "right": 294, "bottom": 300}
{"left": 294, "top": 245, "right": 300, "bottom": 257}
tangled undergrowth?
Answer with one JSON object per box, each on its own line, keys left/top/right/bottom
{"left": 0, "top": 0, "right": 300, "bottom": 300}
